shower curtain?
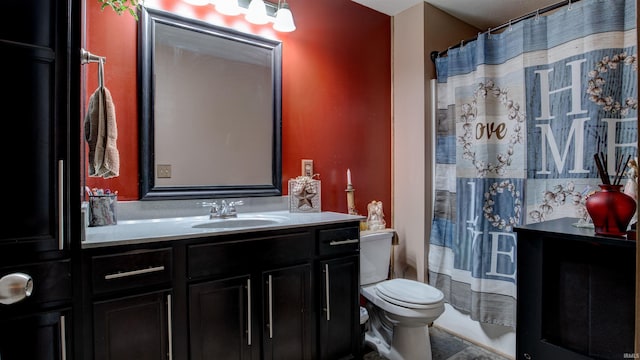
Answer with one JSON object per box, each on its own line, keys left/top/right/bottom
{"left": 429, "top": 0, "right": 637, "bottom": 328}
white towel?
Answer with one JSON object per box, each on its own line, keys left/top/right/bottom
{"left": 84, "top": 85, "right": 119, "bottom": 178}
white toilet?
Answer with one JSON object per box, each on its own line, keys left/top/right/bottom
{"left": 360, "top": 230, "right": 445, "bottom": 360}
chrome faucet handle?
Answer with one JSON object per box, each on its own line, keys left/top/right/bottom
{"left": 228, "top": 200, "right": 243, "bottom": 215}
{"left": 200, "top": 201, "right": 217, "bottom": 208}
{"left": 200, "top": 201, "right": 220, "bottom": 218}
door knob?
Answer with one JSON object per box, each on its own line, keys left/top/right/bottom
{"left": 0, "top": 273, "right": 33, "bottom": 305}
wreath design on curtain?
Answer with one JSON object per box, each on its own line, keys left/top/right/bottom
{"left": 527, "top": 181, "right": 592, "bottom": 223}
{"left": 587, "top": 52, "right": 638, "bottom": 116}
{"left": 483, "top": 179, "right": 522, "bottom": 231}
{"left": 459, "top": 80, "right": 526, "bottom": 177}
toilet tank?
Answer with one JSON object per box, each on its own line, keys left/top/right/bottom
{"left": 360, "top": 230, "right": 394, "bottom": 286}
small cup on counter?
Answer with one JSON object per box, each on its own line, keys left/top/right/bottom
{"left": 88, "top": 194, "right": 118, "bottom": 226}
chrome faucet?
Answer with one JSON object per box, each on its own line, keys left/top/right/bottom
{"left": 203, "top": 200, "right": 244, "bottom": 219}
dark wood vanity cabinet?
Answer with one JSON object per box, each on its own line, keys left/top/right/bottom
{"left": 187, "top": 230, "right": 315, "bottom": 360}
{"left": 189, "top": 275, "right": 255, "bottom": 360}
{"left": 261, "top": 263, "right": 314, "bottom": 359}
{"left": 93, "top": 290, "right": 172, "bottom": 360}
{"left": 83, "top": 247, "right": 174, "bottom": 360}
{"left": 81, "top": 221, "right": 361, "bottom": 360}
{"left": 514, "top": 218, "right": 635, "bottom": 360}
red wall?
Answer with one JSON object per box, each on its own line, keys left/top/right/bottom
{"left": 85, "top": 0, "right": 392, "bottom": 219}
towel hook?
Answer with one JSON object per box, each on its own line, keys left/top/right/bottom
{"left": 98, "top": 58, "right": 105, "bottom": 89}
{"left": 81, "top": 48, "right": 106, "bottom": 65}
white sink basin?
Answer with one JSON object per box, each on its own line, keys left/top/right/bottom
{"left": 192, "top": 218, "right": 282, "bottom": 229}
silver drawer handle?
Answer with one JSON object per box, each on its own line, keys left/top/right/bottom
{"left": 60, "top": 315, "right": 67, "bottom": 360}
{"left": 167, "top": 294, "right": 173, "bottom": 360}
{"left": 324, "top": 264, "right": 330, "bottom": 321}
{"left": 0, "top": 273, "right": 33, "bottom": 305}
{"left": 329, "top": 239, "right": 358, "bottom": 246}
{"left": 267, "top": 275, "right": 273, "bottom": 339}
{"left": 58, "top": 160, "right": 64, "bottom": 250}
{"left": 246, "top": 279, "right": 252, "bottom": 346}
{"left": 104, "top": 266, "right": 165, "bottom": 280}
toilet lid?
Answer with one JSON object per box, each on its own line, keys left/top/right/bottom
{"left": 375, "top": 278, "right": 444, "bottom": 309}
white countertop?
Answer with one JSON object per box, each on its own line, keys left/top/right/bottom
{"left": 83, "top": 210, "right": 364, "bottom": 248}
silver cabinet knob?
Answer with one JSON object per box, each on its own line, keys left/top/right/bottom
{"left": 0, "top": 273, "right": 33, "bottom": 305}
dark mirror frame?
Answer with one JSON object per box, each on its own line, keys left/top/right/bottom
{"left": 138, "top": 7, "right": 282, "bottom": 200}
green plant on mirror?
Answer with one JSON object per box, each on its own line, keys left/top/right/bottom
{"left": 97, "top": 0, "right": 141, "bottom": 20}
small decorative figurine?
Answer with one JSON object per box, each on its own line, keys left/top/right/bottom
{"left": 624, "top": 156, "right": 638, "bottom": 226}
{"left": 366, "top": 200, "right": 386, "bottom": 231}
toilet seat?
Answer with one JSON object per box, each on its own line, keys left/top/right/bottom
{"left": 375, "top": 278, "right": 444, "bottom": 309}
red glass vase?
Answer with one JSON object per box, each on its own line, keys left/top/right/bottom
{"left": 585, "top": 184, "right": 637, "bottom": 236}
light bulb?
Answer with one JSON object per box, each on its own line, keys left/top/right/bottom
{"left": 273, "top": 3, "right": 295, "bottom": 32}
{"left": 214, "top": 0, "right": 241, "bottom": 16}
{"left": 245, "top": 0, "right": 269, "bottom": 25}
{"left": 183, "top": 0, "right": 209, "bottom": 6}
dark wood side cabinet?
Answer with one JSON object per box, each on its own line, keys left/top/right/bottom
{"left": 81, "top": 221, "right": 361, "bottom": 360}
{"left": 0, "top": 0, "right": 80, "bottom": 359}
{"left": 514, "top": 218, "right": 636, "bottom": 360}
{"left": 317, "top": 226, "right": 361, "bottom": 360}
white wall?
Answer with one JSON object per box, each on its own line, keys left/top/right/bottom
{"left": 392, "top": 3, "right": 426, "bottom": 282}
{"left": 392, "top": 3, "right": 516, "bottom": 359}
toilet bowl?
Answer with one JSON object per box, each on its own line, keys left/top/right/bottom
{"left": 360, "top": 230, "right": 445, "bottom": 360}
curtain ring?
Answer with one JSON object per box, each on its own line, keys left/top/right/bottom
{"left": 508, "top": 20, "right": 513, "bottom": 32}
{"left": 487, "top": 27, "right": 492, "bottom": 39}
{"left": 460, "top": 40, "right": 464, "bottom": 50}
{"left": 568, "top": 0, "right": 572, "bottom": 10}
{"left": 535, "top": 9, "right": 540, "bottom": 22}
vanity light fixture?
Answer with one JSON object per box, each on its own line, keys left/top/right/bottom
{"left": 187, "top": 0, "right": 296, "bottom": 32}
{"left": 245, "top": 0, "right": 269, "bottom": 25}
{"left": 273, "top": 0, "right": 295, "bottom": 32}
{"left": 183, "top": 0, "right": 210, "bottom": 5}
{"left": 213, "top": 0, "right": 241, "bottom": 16}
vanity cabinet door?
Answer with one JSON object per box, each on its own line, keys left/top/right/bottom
{"left": 189, "top": 275, "right": 256, "bottom": 360}
{"left": 0, "top": 309, "right": 70, "bottom": 360}
{"left": 318, "top": 255, "right": 360, "bottom": 360}
{"left": 262, "top": 264, "right": 313, "bottom": 360}
{"left": 93, "top": 291, "right": 172, "bottom": 360}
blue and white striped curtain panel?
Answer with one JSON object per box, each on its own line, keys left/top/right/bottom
{"left": 430, "top": 0, "right": 637, "bottom": 328}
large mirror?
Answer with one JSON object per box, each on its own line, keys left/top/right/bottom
{"left": 139, "top": 7, "right": 282, "bottom": 200}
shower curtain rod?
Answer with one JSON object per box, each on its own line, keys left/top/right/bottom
{"left": 430, "top": 0, "right": 583, "bottom": 63}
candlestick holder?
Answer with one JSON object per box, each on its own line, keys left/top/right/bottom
{"left": 345, "top": 184, "right": 357, "bottom": 215}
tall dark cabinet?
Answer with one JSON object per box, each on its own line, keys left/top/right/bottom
{"left": 0, "top": 0, "right": 80, "bottom": 359}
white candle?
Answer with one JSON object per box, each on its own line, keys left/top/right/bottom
{"left": 347, "top": 168, "right": 352, "bottom": 185}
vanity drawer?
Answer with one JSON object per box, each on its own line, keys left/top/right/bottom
{"left": 91, "top": 248, "right": 172, "bottom": 295}
{"left": 188, "top": 232, "right": 313, "bottom": 279}
{"left": 318, "top": 226, "right": 359, "bottom": 256}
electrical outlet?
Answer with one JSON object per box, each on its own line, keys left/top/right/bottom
{"left": 157, "top": 164, "right": 172, "bottom": 178}
{"left": 301, "top": 159, "right": 313, "bottom": 177}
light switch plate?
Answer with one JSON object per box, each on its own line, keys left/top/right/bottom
{"left": 301, "top": 159, "right": 313, "bottom": 177}
{"left": 157, "top": 164, "right": 172, "bottom": 178}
